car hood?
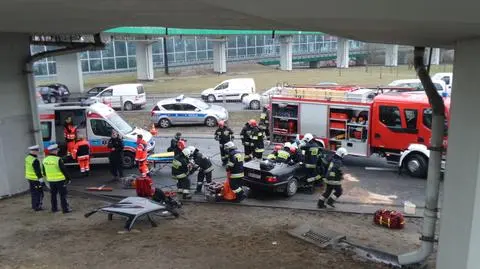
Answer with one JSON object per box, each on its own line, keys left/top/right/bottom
{"left": 123, "top": 127, "right": 154, "bottom": 149}
{"left": 244, "top": 159, "right": 298, "bottom": 174}
{"left": 209, "top": 104, "right": 227, "bottom": 113}
{"left": 201, "top": 88, "right": 215, "bottom": 95}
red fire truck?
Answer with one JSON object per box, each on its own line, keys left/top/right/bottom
{"left": 270, "top": 86, "right": 449, "bottom": 178}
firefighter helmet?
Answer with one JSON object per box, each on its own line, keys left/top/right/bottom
{"left": 218, "top": 120, "right": 225, "bottom": 128}
{"left": 182, "top": 147, "right": 192, "bottom": 157}
{"left": 273, "top": 145, "right": 282, "bottom": 152}
{"left": 284, "top": 142, "right": 292, "bottom": 148}
{"left": 335, "top": 147, "right": 348, "bottom": 158}
{"left": 289, "top": 146, "right": 297, "bottom": 155}
{"left": 248, "top": 119, "right": 257, "bottom": 127}
{"left": 224, "top": 141, "right": 236, "bottom": 150}
{"left": 303, "top": 133, "right": 314, "bottom": 142}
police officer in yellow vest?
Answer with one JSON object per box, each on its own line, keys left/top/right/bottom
{"left": 25, "top": 145, "right": 45, "bottom": 211}
{"left": 43, "top": 144, "right": 72, "bottom": 213}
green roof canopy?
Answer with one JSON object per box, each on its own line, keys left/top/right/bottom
{"left": 105, "top": 27, "right": 323, "bottom": 36}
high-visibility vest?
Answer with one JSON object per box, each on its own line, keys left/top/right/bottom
{"left": 25, "top": 155, "right": 39, "bottom": 180}
{"left": 277, "top": 150, "right": 290, "bottom": 161}
{"left": 43, "top": 156, "right": 65, "bottom": 182}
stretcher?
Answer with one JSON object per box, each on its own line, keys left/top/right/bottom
{"left": 147, "top": 152, "right": 174, "bottom": 175}
{"left": 84, "top": 197, "right": 178, "bottom": 231}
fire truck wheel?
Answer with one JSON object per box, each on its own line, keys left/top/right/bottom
{"left": 284, "top": 177, "right": 298, "bottom": 197}
{"left": 122, "top": 152, "right": 135, "bottom": 169}
{"left": 405, "top": 153, "right": 428, "bottom": 178}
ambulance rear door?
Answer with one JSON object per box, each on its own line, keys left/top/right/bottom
{"left": 40, "top": 113, "right": 56, "bottom": 152}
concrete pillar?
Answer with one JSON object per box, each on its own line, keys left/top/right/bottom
{"left": 212, "top": 38, "right": 227, "bottom": 74}
{"left": 336, "top": 37, "right": 350, "bottom": 68}
{"left": 135, "top": 41, "right": 154, "bottom": 81}
{"left": 56, "top": 53, "right": 84, "bottom": 93}
{"left": 437, "top": 38, "right": 480, "bottom": 269}
{"left": 430, "top": 48, "right": 441, "bottom": 65}
{"left": 279, "top": 35, "right": 293, "bottom": 71}
{"left": 0, "top": 33, "right": 33, "bottom": 197}
{"left": 385, "top": 44, "right": 399, "bottom": 66}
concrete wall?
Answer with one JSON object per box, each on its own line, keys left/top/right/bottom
{"left": 0, "top": 33, "right": 33, "bottom": 197}
{"left": 56, "top": 53, "right": 84, "bottom": 93}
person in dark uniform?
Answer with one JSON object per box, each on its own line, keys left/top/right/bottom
{"left": 43, "top": 144, "right": 72, "bottom": 213}
{"left": 240, "top": 122, "right": 253, "bottom": 162}
{"left": 299, "top": 133, "right": 319, "bottom": 185}
{"left": 275, "top": 142, "right": 292, "bottom": 164}
{"left": 317, "top": 148, "right": 348, "bottom": 208}
{"left": 224, "top": 141, "right": 247, "bottom": 201}
{"left": 189, "top": 147, "right": 214, "bottom": 194}
{"left": 168, "top": 132, "right": 183, "bottom": 157}
{"left": 107, "top": 130, "right": 124, "bottom": 181}
{"left": 25, "top": 145, "right": 44, "bottom": 211}
{"left": 172, "top": 147, "right": 193, "bottom": 199}
{"left": 259, "top": 104, "right": 270, "bottom": 140}
{"left": 214, "top": 120, "right": 234, "bottom": 166}
{"left": 249, "top": 119, "right": 265, "bottom": 159}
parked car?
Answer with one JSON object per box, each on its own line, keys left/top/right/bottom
{"left": 201, "top": 78, "right": 256, "bottom": 103}
{"left": 36, "top": 83, "right": 70, "bottom": 103}
{"left": 151, "top": 95, "right": 229, "bottom": 128}
{"left": 80, "top": 84, "right": 111, "bottom": 100}
{"left": 89, "top": 83, "right": 146, "bottom": 110}
{"left": 388, "top": 79, "right": 449, "bottom": 96}
{"left": 243, "top": 159, "right": 314, "bottom": 197}
{"left": 432, "top": 72, "right": 453, "bottom": 93}
{"left": 242, "top": 86, "right": 281, "bottom": 110}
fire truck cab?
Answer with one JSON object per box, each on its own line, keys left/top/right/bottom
{"left": 39, "top": 101, "right": 155, "bottom": 168}
{"left": 270, "top": 86, "right": 449, "bottom": 178}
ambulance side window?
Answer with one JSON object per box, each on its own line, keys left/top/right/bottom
{"left": 91, "top": 119, "right": 113, "bottom": 137}
{"left": 41, "top": 122, "right": 52, "bottom": 141}
{"left": 379, "top": 105, "right": 402, "bottom": 128}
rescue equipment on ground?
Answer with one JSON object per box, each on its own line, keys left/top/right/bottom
{"left": 373, "top": 209, "right": 405, "bottom": 229}
{"left": 85, "top": 185, "right": 113, "bottom": 192}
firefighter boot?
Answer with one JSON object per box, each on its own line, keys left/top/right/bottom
{"left": 317, "top": 198, "right": 327, "bottom": 208}
{"left": 182, "top": 191, "right": 192, "bottom": 200}
{"left": 195, "top": 184, "right": 203, "bottom": 194}
{"left": 326, "top": 195, "right": 338, "bottom": 208}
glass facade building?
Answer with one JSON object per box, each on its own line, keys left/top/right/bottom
{"left": 32, "top": 35, "right": 363, "bottom": 76}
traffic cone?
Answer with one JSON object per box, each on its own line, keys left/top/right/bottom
{"left": 149, "top": 124, "right": 158, "bottom": 136}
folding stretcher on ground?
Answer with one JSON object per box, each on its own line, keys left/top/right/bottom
{"left": 147, "top": 152, "right": 174, "bottom": 175}
{"left": 84, "top": 197, "right": 177, "bottom": 231}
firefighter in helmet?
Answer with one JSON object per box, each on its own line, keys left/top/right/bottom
{"left": 275, "top": 142, "right": 292, "bottom": 164}
{"left": 172, "top": 147, "right": 193, "bottom": 199}
{"left": 189, "top": 146, "right": 214, "bottom": 194}
{"left": 318, "top": 147, "right": 348, "bottom": 208}
{"left": 214, "top": 120, "right": 234, "bottom": 166}
{"left": 224, "top": 141, "right": 247, "bottom": 201}
{"left": 259, "top": 104, "right": 270, "bottom": 140}
{"left": 249, "top": 119, "right": 265, "bottom": 159}
{"left": 300, "top": 133, "right": 320, "bottom": 185}
{"left": 267, "top": 145, "right": 282, "bottom": 160}
{"left": 240, "top": 122, "right": 254, "bottom": 162}
{"left": 168, "top": 132, "right": 184, "bottom": 157}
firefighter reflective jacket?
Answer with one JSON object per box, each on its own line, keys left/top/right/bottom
{"left": 193, "top": 151, "right": 213, "bottom": 172}
{"left": 172, "top": 154, "right": 190, "bottom": 179}
{"left": 240, "top": 123, "right": 253, "bottom": 146}
{"left": 215, "top": 127, "right": 234, "bottom": 144}
{"left": 227, "top": 150, "right": 244, "bottom": 179}
{"left": 259, "top": 111, "right": 269, "bottom": 127}
{"left": 301, "top": 140, "right": 319, "bottom": 168}
{"left": 135, "top": 139, "right": 148, "bottom": 162}
{"left": 276, "top": 149, "right": 291, "bottom": 163}
{"left": 250, "top": 127, "right": 265, "bottom": 150}
{"left": 324, "top": 156, "right": 343, "bottom": 185}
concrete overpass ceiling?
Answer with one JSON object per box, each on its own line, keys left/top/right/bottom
{"left": 0, "top": 0, "right": 478, "bottom": 46}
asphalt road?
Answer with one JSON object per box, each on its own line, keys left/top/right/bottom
{"left": 70, "top": 136, "right": 440, "bottom": 210}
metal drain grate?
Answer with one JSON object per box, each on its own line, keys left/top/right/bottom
{"left": 289, "top": 224, "right": 346, "bottom": 249}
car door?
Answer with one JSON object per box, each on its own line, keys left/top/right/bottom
{"left": 160, "top": 103, "right": 177, "bottom": 125}
{"left": 98, "top": 89, "right": 114, "bottom": 107}
{"left": 88, "top": 117, "right": 114, "bottom": 157}
{"left": 214, "top": 82, "right": 229, "bottom": 101}
{"left": 371, "top": 104, "right": 406, "bottom": 150}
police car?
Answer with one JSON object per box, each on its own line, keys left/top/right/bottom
{"left": 151, "top": 95, "right": 229, "bottom": 128}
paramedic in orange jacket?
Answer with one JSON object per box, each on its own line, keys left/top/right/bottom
{"left": 135, "top": 134, "right": 148, "bottom": 175}
{"left": 64, "top": 117, "right": 77, "bottom": 157}
{"left": 72, "top": 136, "right": 91, "bottom": 176}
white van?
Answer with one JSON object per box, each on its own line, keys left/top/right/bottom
{"left": 201, "top": 78, "right": 255, "bottom": 102}
{"left": 432, "top": 72, "right": 453, "bottom": 93}
{"left": 388, "top": 79, "right": 449, "bottom": 96}
{"left": 90, "top": 83, "right": 146, "bottom": 110}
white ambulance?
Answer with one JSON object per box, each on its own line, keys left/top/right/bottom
{"left": 39, "top": 101, "right": 155, "bottom": 168}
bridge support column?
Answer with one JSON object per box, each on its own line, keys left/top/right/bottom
{"left": 212, "top": 38, "right": 227, "bottom": 74}
{"left": 279, "top": 35, "right": 293, "bottom": 71}
{"left": 135, "top": 41, "right": 155, "bottom": 81}
{"left": 429, "top": 48, "right": 441, "bottom": 65}
{"left": 56, "top": 53, "right": 84, "bottom": 93}
{"left": 336, "top": 37, "right": 349, "bottom": 68}
{"left": 0, "top": 33, "right": 33, "bottom": 197}
{"left": 437, "top": 38, "right": 480, "bottom": 269}
{"left": 385, "top": 44, "right": 398, "bottom": 67}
